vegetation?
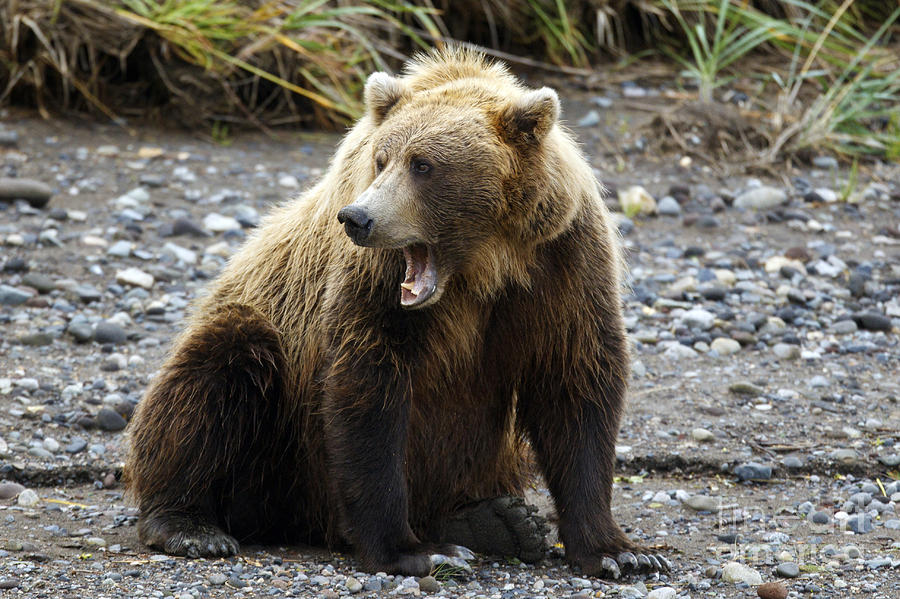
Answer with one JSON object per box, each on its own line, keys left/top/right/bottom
{"left": 1, "top": 0, "right": 897, "bottom": 163}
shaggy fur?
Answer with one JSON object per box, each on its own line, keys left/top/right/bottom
{"left": 126, "top": 47, "right": 639, "bottom": 576}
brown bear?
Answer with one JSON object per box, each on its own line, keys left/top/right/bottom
{"left": 125, "top": 47, "right": 668, "bottom": 579}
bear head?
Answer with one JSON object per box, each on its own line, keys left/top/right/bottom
{"left": 337, "top": 65, "right": 572, "bottom": 309}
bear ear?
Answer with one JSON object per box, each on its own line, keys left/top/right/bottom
{"left": 497, "top": 87, "right": 560, "bottom": 146}
{"left": 364, "top": 72, "right": 407, "bottom": 125}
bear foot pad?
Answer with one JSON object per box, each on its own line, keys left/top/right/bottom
{"left": 140, "top": 513, "right": 239, "bottom": 558}
{"left": 441, "top": 496, "right": 548, "bottom": 563}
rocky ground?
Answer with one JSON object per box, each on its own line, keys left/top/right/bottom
{"left": 1, "top": 82, "right": 899, "bottom": 599}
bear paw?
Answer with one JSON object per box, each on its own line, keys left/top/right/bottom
{"left": 441, "top": 496, "right": 549, "bottom": 563}
{"left": 163, "top": 524, "right": 240, "bottom": 558}
{"left": 139, "top": 512, "right": 239, "bottom": 558}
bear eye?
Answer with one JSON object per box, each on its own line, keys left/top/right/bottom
{"left": 375, "top": 156, "right": 386, "bottom": 174}
{"left": 411, "top": 159, "right": 432, "bottom": 175}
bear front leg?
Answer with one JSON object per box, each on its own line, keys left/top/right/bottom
{"left": 517, "top": 349, "right": 669, "bottom": 578}
{"left": 323, "top": 348, "right": 474, "bottom": 576}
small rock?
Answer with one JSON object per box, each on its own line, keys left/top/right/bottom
{"left": 278, "top": 174, "right": 300, "bottom": 188}
{"left": 0, "top": 178, "right": 53, "bottom": 208}
{"left": 94, "top": 321, "right": 127, "bottom": 345}
{"left": 682, "top": 308, "right": 716, "bottom": 330}
{"left": 722, "top": 561, "right": 762, "bottom": 585}
{"left": 757, "top": 581, "right": 788, "bottom": 599}
{"left": 208, "top": 574, "right": 227, "bottom": 586}
{"left": 17, "top": 489, "right": 40, "bottom": 507}
{"left": 685, "top": 495, "right": 721, "bottom": 511}
{"left": 829, "top": 320, "right": 858, "bottom": 334}
{"left": 0, "top": 482, "right": 26, "bottom": 500}
{"left": 95, "top": 408, "right": 127, "bottom": 432}
{"left": 418, "top": 576, "right": 440, "bottom": 593}
{"left": 0, "top": 579, "right": 20, "bottom": 590}
{"left": 170, "top": 218, "right": 209, "bottom": 237}
{"left": 67, "top": 323, "right": 94, "bottom": 343}
{"left": 810, "top": 511, "right": 830, "bottom": 525}
{"left": 775, "top": 562, "right": 800, "bottom": 578}
{"left": 657, "top": 196, "right": 681, "bottom": 216}
{"left": 22, "top": 273, "right": 55, "bottom": 293}
{"left": 772, "top": 343, "right": 800, "bottom": 360}
{"left": 710, "top": 337, "right": 740, "bottom": 355}
{"left": 576, "top": 110, "right": 601, "bottom": 127}
{"left": 734, "top": 186, "right": 787, "bottom": 210}
{"left": 116, "top": 267, "right": 154, "bottom": 289}
{"left": 204, "top": 213, "right": 242, "bottom": 233}
{"left": 345, "top": 576, "right": 362, "bottom": 593}
{"left": 846, "top": 514, "right": 874, "bottom": 534}
{"left": 730, "top": 381, "right": 764, "bottom": 395}
{"left": 162, "top": 242, "right": 198, "bottom": 264}
{"left": 734, "top": 462, "right": 772, "bottom": 481}
{"left": 107, "top": 240, "right": 133, "bottom": 257}
{"left": 65, "top": 438, "right": 87, "bottom": 454}
{"left": 647, "top": 587, "right": 676, "bottom": 599}
{"left": 812, "top": 156, "right": 838, "bottom": 169}
{"left": 852, "top": 312, "right": 892, "bottom": 332}
{"left": 0, "top": 284, "right": 34, "bottom": 305}
{"left": 619, "top": 185, "right": 657, "bottom": 217}
{"left": 691, "top": 428, "right": 715, "bottom": 442}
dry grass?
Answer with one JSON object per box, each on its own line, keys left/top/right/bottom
{"left": 1, "top": 0, "right": 898, "bottom": 164}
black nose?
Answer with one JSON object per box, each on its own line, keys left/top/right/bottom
{"left": 337, "top": 205, "right": 373, "bottom": 245}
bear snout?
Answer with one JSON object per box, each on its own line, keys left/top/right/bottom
{"left": 337, "top": 205, "right": 374, "bottom": 245}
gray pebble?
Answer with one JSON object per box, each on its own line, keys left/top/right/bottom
{"left": 22, "top": 273, "right": 55, "bottom": 294}
{"left": 0, "top": 284, "right": 34, "bottom": 306}
{"left": 734, "top": 186, "right": 787, "bottom": 210}
{"left": 208, "top": 574, "right": 227, "bottom": 585}
{"left": 74, "top": 284, "right": 103, "bottom": 303}
{"left": 94, "top": 321, "right": 127, "bottom": 345}
{"left": 810, "top": 511, "right": 830, "bottom": 525}
{"left": 95, "top": 408, "right": 127, "bottom": 431}
{"left": 0, "top": 178, "right": 53, "bottom": 207}
{"left": 577, "top": 110, "right": 601, "bottom": 127}
{"left": 853, "top": 312, "right": 892, "bottom": 331}
{"left": 67, "top": 323, "right": 93, "bottom": 343}
{"left": 846, "top": 514, "right": 874, "bottom": 534}
{"left": 775, "top": 562, "right": 800, "bottom": 578}
{"left": 657, "top": 196, "right": 681, "bottom": 216}
{"left": 418, "top": 575, "right": 440, "bottom": 593}
{"left": 65, "top": 437, "right": 87, "bottom": 454}
{"left": 734, "top": 462, "right": 772, "bottom": 481}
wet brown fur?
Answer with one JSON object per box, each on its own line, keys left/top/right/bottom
{"left": 125, "top": 47, "right": 633, "bottom": 575}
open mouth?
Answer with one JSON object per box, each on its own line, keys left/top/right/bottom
{"left": 400, "top": 244, "right": 438, "bottom": 308}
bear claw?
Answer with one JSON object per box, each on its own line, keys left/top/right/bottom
{"left": 429, "top": 545, "right": 475, "bottom": 573}
{"left": 161, "top": 526, "right": 239, "bottom": 558}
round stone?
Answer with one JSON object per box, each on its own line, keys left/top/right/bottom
{"left": 94, "top": 321, "right": 127, "bottom": 345}
{"left": 691, "top": 428, "right": 715, "bottom": 442}
{"left": 95, "top": 408, "right": 127, "bottom": 431}
{"left": 418, "top": 576, "right": 440, "bottom": 593}
{"left": 722, "top": 561, "right": 762, "bottom": 585}
{"left": 734, "top": 462, "right": 773, "bottom": 481}
{"left": 775, "top": 562, "right": 799, "bottom": 578}
{"left": 710, "top": 337, "right": 741, "bottom": 355}
{"left": 757, "top": 581, "right": 788, "bottom": 599}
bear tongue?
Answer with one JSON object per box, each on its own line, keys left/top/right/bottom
{"left": 400, "top": 244, "right": 437, "bottom": 307}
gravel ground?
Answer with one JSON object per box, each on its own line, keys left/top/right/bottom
{"left": 1, "top": 82, "right": 899, "bottom": 599}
